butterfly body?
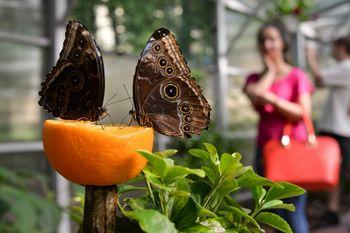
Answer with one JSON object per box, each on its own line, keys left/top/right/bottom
{"left": 39, "top": 20, "right": 106, "bottom": 121}
{"left": 132, "top": 28, "right": 211, "bottom": 138}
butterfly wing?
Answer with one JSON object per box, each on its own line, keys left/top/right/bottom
{"left": 38, "top": 20, "right": 105, "bottom": 121}
{"left": 133, "top": 28, "right": 211, "bottom": 137}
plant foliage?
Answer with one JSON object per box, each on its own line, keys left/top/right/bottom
{"left": 116, "top": 144, "right": 304, "bottom": 233}
{"left": 0, "top": 167, "right": 61, "bottom": 233}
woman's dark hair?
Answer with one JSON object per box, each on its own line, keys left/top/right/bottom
{"left": 257, "top": 22, "right": 289, "bottom": 60}
{"left": 333, "top": 36, "right": 350, "bottom": 54}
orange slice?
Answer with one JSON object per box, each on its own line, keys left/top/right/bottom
{"left": 42, "top": 120, "right": 154, "bottom": 186}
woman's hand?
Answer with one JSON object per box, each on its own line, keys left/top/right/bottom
{"left": 263, "top": 55, "right": 277, "bottom": 75}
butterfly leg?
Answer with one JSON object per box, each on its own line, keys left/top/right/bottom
{"left": 98, "top": 123, "right": 105, "bottom": 130}
{"left": 127, "top": 117, "right": 133, "bottom": 127}
{"left": 118, "top": 112, "right": 131, "bottom": 127}
{"left": 106, "top": 112, "right": 114, "bottom": 126}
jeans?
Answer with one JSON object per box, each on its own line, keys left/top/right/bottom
{"left": 255, "top": 148, "right": 309, "bottom": 233}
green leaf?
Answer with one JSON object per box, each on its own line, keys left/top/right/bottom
{"left": 197, "top": 205, "right": 217, "bottom": 218}
{"left": 222, "top": 206, "right": 260, "bottom": 228}
{"left": 261, "top": 200, "right": 283, "bottom": 209}
{"left": 237, "top": 169, "right": 278, "bottom": 188}
{"left": 265, "top": 182, "right": 305, "bottom": 202}
{"left": 156, "top": 149, "right": 178, "bottom": 158}
{"left": 170, "top": 193, "right": 190, "bottom": 220}
{"left": 123, "top": 209, "right": 178, "bottom": 233}
{"left": 125, "top": 197, "right": 149, "bottom": 210}
{"left": 209, "top": 177, "right": 238, "bottom": 210}
{"left": 224, "top": 195, "right": 243, "bottom": 210}
{"left": 233, "top": 166, "right": 251, "bottom": 178}
{"left": 191, "top": 182, "right": 211, "bottom": 206}
{"left": 203, "top": 143, "right": 218, "bottom": 160}
{"left": 189, "top": 149, "right": 211, "bottom": 164}
{"left": 203, "top": 143, "right": 220, "bottom": 169}
{"left": 163, "top": 166, "right": 205, "bottom": 185}
{"left": 68, "top": 205, "right": 84, "bottom": 224}
{"left": 143, "top": 170, "right": 173, "bottom": 191}
{"left": 263, "top": 203, "right": 296, "bottom": 212}
{"left": 255, "top": 212, "right": 292, "bottom": 233}
{"left": 173, "top": 199, "right": 198, "bottom": 230}
{"left": 118, "top": 184, "right": 146, "bottom": 195}
{"left": 202, "top": 165, "right": 217, "bottom": 185}
{"left": 138, "top": 150, "right": 168, "bottom": 177}
{"left": 182, "top": 218, "right": 232, "bottom": 233}
{"left": 220, "top": 153, "right": 242, "bottom": 177}
{"left": 251, "top": 186, "right": 266, "bottom": 206}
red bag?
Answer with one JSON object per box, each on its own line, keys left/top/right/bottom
{"left": 263, "top": 114, "right": 341, "bottom": 191}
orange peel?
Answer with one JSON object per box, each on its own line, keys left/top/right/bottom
{"left": 42, "top": 120, "right": 153, "bottom": 186}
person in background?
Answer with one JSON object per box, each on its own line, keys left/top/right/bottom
{"left": 244, "top": 22, "right": 313, "bottom": 233}
{"left": 306, "top": 36, "right": 350, "bottom": 227}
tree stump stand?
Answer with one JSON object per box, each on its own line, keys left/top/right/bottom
{"left": 81, "top": 185, "right": 118, "bottom": 233}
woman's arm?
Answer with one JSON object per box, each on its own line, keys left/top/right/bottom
{"left": 273, "top": 93, "right": 311, "bottom": 121}
{"left": 257, "top": 91, "right": 311, "bottom": 122}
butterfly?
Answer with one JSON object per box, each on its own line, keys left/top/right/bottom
{"left": 130, "top": 28, "right": 211, "bottom": 138}
{"left": 38, "top": 20, "right": 106, "bottom": 121}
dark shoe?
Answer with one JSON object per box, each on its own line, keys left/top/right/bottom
{"left": 314, "top": 211, "right": 340, "bottom": 229}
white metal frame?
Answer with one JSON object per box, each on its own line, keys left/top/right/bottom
{"left": 214, "top": 0, "right": 265, "bottom": 134}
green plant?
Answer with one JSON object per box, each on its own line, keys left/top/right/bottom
{"left": 116, "top": 143, "right": 304, "bottom": 233}
{"left": 266, "top": 0, "right": 314, "bottom": 21}
{"left": 68, "top": 185, "right": 85, "bottom": 225}
{"left": 0, "top": 167, "right": 61, "bottom": 233}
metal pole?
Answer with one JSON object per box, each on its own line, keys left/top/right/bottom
{"left": 291, "top": 28, "right": 306, "bottom": 69}
{"left": 214, "top": 0, "right": 229, "bottom": 133}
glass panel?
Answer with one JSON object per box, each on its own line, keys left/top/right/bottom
{"left": 0, "top": 151, "right": 49, "bottom": 174}
{"left": 0, "top": 0, "right": 44, "bottom": 36}
{"left": 0, "top": 42, "right": 43, "bottom": 142}
{"left": 225, "top": 12, "right": 261, "bottom": 133}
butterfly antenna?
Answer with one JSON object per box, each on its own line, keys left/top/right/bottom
{"left": 104, "top": 97, "right": 133, "bottom": 107}
{"left": 104, "top": 90, "right": 119, "bottom": 106}
{"left": 122, "top": 83, "right": 134, "bottom": 110}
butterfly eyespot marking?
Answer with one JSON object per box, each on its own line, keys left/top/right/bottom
{"left": 183, "top": 114, "right": 193, "bottom": 123}
{"left": 165, "top": 66, "right": 175, "bottom": 76}
{"left": 182, "top": 124, "right": 192, "bottom": 133}
{"left": 77, "top": 35, "right": 87, "bottom": 48}
{"left": 58, "top": 97, "right": 64, "bottom": 103}
{"left": 163, "top": 83, "right": 180, "bottom": 100}
{"left": 69, "top": 73, "right": 83, "bottom": 88}
{"left": 157, "top": 57, "right": 167, "bottom": 67}
{"left": 152, "top": 43, "right": 162, "bottom": 53}
{"left": 73, "top": 49, "right": 82, "bottom": 61}
{"left": 56, "top": 105, "right": 63, "bottom": 112}
{"left": 179, "top": 103, "right": 192, "bottom": 114}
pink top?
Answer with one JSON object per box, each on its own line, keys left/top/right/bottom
{"left": 244, "top": 67, "right": 314, "bottom": 148}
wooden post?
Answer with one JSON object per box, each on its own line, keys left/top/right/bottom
{"left": 82, "top": 185, "right": 118, "bottom": 233}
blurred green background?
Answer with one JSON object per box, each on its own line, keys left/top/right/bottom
{"left": 0, "top": 0, "right": 349, "bottom": 232}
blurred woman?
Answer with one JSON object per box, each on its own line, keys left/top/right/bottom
{"left": 243, "top": 23, "right": 313, "bottom": 233}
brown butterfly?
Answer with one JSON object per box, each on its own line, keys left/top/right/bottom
{"left": 38, "top": 20, "right": 106, "bottom": 121}
{"left": 131, "top": 28, "right": 211, "bottom": 138}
